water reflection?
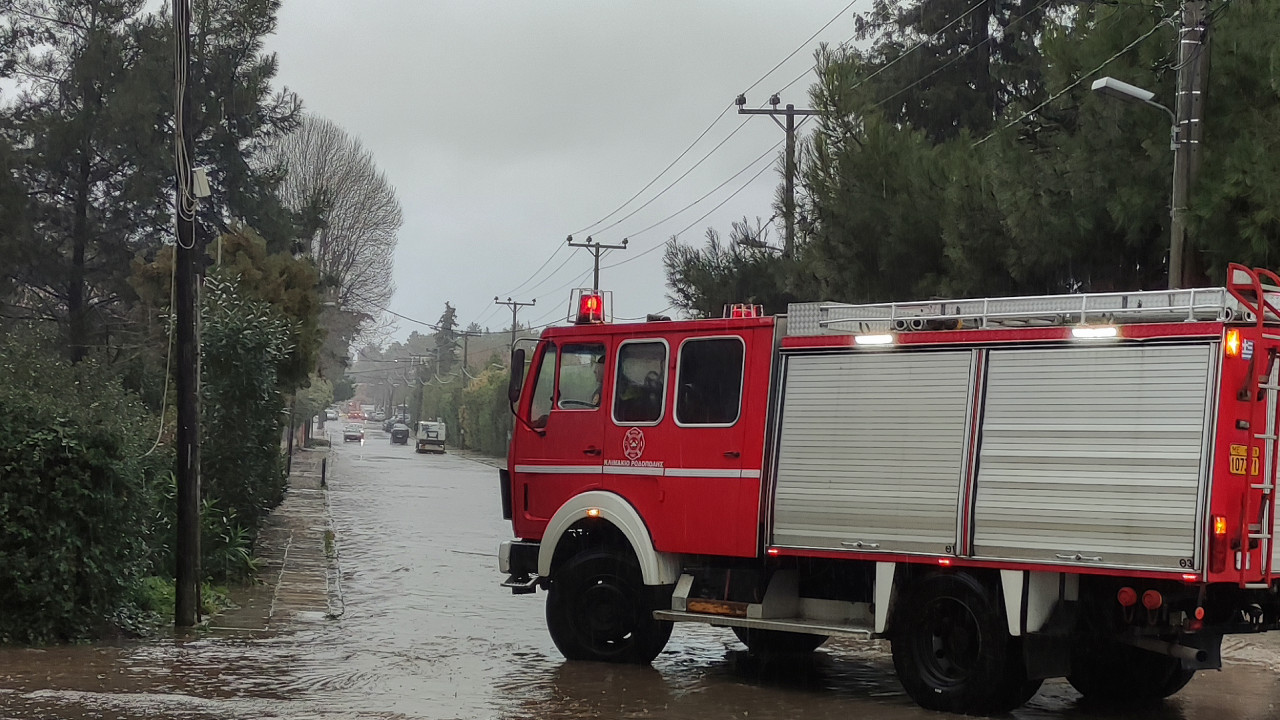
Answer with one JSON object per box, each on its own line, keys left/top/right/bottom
{"left": 1, "top": 435, "right": 1280, "bottom": 719}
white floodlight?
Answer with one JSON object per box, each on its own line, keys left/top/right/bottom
{"left": 1071, "top": 326, "right": 1119, "bottom": 340}
{"left": 854, "top": 334, "right": 895, "bottom": 346}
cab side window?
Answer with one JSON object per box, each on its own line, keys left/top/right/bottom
{"left": 557, "top": 343, "right": 605, "bottom": 410}
{"left": 676, "top": 338, "right": 744, "bottom": 425}
{"left": 528, "top": 343, "right": 557, "bottom": 428}
{"left": 613, "top": 341, "right": 667, "bottom": 424}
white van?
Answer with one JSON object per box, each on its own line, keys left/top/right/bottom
{"left": 415, "top": 420, "right": 446, "bottom": 454}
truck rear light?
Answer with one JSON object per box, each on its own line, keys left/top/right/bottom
{"left": 1225, "top": 329, "right": 1242, "bottom": 357}
{"left": 1141, "top": 589, "right": 1163, "bottom": 610}
{"left": 1116, "top": 587, "right": 1138, "bottom": 607}
{"left": 1211, "top": 514, "right": 1228, "bottom": 574}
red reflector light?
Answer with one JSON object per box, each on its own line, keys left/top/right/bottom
{"left": 1194, "top": 606, "right": 1205, "bottom": 620}
{"left": 577, "top": 292, "right": 605, "bottom": 324}
{"left": 1226, "top": 329, "right": 1242, "bottom": 357}
{"left": 938, "top": 558, "right": 951, "bottom": 566}
{"left": 1117, "top": 587, "right": 1138, "bottom": 607}
{"left": 766, "top": 548, "right": 780, "bottom": 556}
{"left": 1182, "top": 573, "right": 1200, "bottom": 583}
{"left": 1141, "top": 589, "right": 1163, "bottom": 610}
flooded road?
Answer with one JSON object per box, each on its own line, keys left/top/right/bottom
{"left": 4, "top": 428, "right": 1280, "bottom": 718}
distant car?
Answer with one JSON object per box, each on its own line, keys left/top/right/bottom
{"left": 324, "top": 408, "right": 339, "bottom": 421}
{"left": 349, "top": 411, "right": 363, "bottom": 421}
{"left": 372, "top": 411, "right": 386, "bottom": 422}
{"left": 342, "top": 424, "right": 364, "bottom": 443}
{"left": 390, "top": 423, "right": 411, "bottom": 444}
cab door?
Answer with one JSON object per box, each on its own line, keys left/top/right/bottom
{"left": 511, "top": 337, "right": 610, "bottom": 532}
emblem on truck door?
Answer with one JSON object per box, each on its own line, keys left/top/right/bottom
{"left": 623, "top": 427, "right": 646, "bottom": 461}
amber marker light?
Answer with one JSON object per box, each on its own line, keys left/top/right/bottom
{"left": 586, "top": 508, "right": 601, "bottom": 518}
{"left": 1226, "top": 329, "right": 1242, "bottom": 357}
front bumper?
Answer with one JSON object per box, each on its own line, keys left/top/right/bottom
{"left": 499, "top": 539, "right": 540, "bottom": 595}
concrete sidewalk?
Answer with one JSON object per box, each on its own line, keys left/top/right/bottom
{"left": 210, "top": 447, "right": 341, "bottom": 631}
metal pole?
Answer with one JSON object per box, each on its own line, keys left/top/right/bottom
{"left": 1170, "top": 1, "right": 1208, "bottom": 289}
{"left": 173, "top": 0, "right": 201, "bottom": 628}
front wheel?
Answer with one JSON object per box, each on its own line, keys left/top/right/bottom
{"left": 545, "top": 549, "right": 673, "bottom": 664}
{"left": 732, "top": 626, "right": 827, "bottom": 655}
{"left": 891, "top": 571, "right": 1039, "bottom": 714}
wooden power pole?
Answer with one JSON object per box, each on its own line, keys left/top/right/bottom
{"left": 495, "top": 297, "right": 536, "bottom": 351}
{"left": 173, "top": 0, "right": 201, "bottom": 628}
{"left": 736, "top": 94, "right": 816, "bottom": 259}
{"left": 1169, "top": 1, "right": 1209, "bottom": 289}
{"left": 566, "top": 235, "right": 629, "bottom": 290}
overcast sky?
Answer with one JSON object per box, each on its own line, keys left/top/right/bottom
{"left": 264, "top": 1, "right": 861, "bottom": 340}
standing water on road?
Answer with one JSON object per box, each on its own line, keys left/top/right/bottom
{"left": 3, "top": 429, "right": 1280, "bottom": 719}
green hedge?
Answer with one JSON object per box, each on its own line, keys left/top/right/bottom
{"left": 0, "top": 334, "right": 164, "bottom": 643}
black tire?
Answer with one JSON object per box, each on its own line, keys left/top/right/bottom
{"left": 1068, "top": 640, "right": 1195, "bottom": 705}
{"left": 545, "top": 549, "right": 673, "bottom": 664}
{"left": 732, "top": 626, "right": 827, "bottom": 655}
{"left": 891, "top": 571, "right": 1037, "bottom": 715}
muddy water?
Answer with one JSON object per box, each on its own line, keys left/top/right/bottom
{"left": 3, "top": 431, "right": 1280, "bottom": 719}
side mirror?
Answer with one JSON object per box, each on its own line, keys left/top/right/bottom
{"left": 508, "top": 348, "right": 526, "bottom": 404}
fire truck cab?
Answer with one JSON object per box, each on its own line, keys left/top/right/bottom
{"left": 498, "top": 268, "right": 1280, "bottom": 714}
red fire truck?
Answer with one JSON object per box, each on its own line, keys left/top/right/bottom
{"left": 497, "top": 264, "right": 1280, "bottom": 714}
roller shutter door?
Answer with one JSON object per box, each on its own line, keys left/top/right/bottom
{"left": 972, "top": 344, "right": 1214, "bottom": 570}
{"left": 772, "top": 351, "right": 972, "bottom": 554}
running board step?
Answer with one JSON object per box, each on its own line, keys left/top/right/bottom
{"left": 653, "top": 610, "right": 874, "bottom": 638}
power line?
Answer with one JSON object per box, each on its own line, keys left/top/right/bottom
{"left": 603, "top": 152, "right": 781, "bottom": 271}
{"left": 610, "top": 138, "right": 784, "bottom": 248}
{"left": 974, "top": 14, "right": 1174, "bottom": 146}
{"left": 871, "top": 0, "right": 1057, "bottom": 112}
{"left": 587, "top": 116, "right": 754, "bottom": 238}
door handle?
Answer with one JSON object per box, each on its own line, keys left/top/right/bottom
{"left": 723, "top": 451, "right": 740, "bottom": 459}
{"left": 583, "top": 447, "right": 602, "bottom": 456}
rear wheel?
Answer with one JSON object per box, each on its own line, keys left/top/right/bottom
{"left": 891, "top": 572, "right": 1039, "bottom": 714}
{"left": 1068, "top": 640, "right": 1195, "bottom": 705}
{"left": 545, "top": 548, "right": 673, "bottom": 664}
{"left": 732, "top": 626, "right": 827, "bottom": 655}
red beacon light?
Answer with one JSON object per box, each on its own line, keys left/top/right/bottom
{"left": 725, "top": 303, "right": 763, "bottom": 319}
{"left": 576, "top": 291, "right": 606, "bottom": 324}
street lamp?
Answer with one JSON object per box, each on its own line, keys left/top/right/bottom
{"left": 1090, "top": 76, "right": 1186, "bottom": 290}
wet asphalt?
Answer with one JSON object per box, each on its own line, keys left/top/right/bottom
{"left": 2, "top": 425, "right": 1280, "bottom": 719}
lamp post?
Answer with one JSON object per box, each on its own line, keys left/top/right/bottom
{"left": 1090, "top": 76, "right": 1187, "bottom": 290}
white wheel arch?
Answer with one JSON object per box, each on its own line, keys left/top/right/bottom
{"left": 538, "top": 490, "right": 682, "bottom": 586}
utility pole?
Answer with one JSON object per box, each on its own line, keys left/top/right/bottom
{"left": 172, "top": 0, "right": 201, "bottom": 629}
{"left": 1170, "top": 1, "right": 1209, "bottom": 289}
{"left": 736, "top": 93, "right": 816, "bottom": 259}
{"left": 495, "top": 297, "right": 536, "bottom": 350}
{"left": 457, "top": 330, "right": 481, "bottom": 374}
{"left": 566, "top": 235, "right": 628, "bottom": 290}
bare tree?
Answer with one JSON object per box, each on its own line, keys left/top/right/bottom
{"left": 266, "top": 115, "right": 401, "bottom": 341}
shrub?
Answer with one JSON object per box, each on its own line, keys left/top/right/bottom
{"left": 201, "top": 276, "right": 291, "bottom": 537}
{"left": 0, "top": 332, "right": 161, "bottom": 643}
